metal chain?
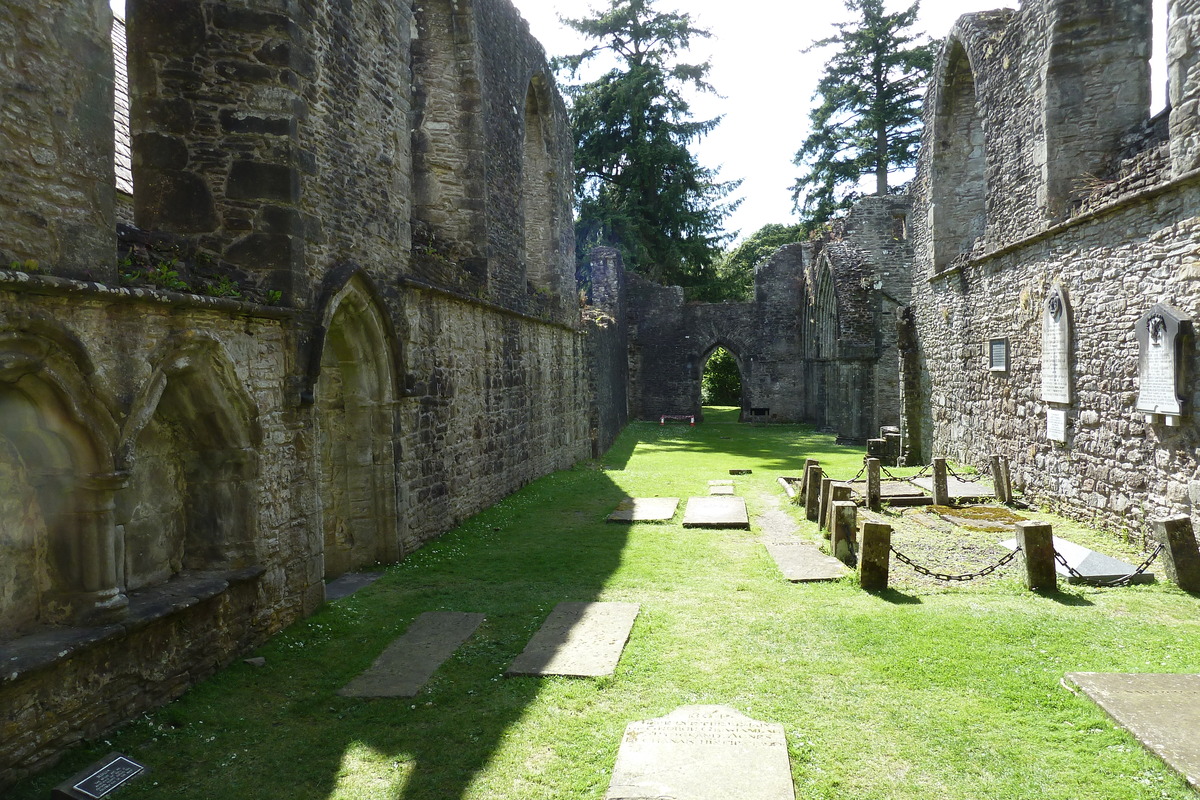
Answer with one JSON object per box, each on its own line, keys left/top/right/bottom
{"left": 889, "top": 545, "right": 1022, "bottom": 582}
{"left": 944, "top": 461, "right": 973, "bottom": 481}
{"left": 850, "top": 463, "right": 868, "bottom": 482}
{"left": 913, "top": 463, "right": 932, "bottom": 478}
{"left": 1053, "top": 544, "right": 1163, "bottom": 588}
{"left": 879, "top": 464, "right": 905, "bottom": 482}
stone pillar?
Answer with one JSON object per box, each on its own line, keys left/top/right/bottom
{"left": 818, "top": 477, "right": 834, "bottom": 531}
{"left": 859, "top": 522, "right": 892, "bottom": 592}
{"left": 1169, "top": 0, "right": 1200, "bottom": 176}
{"left": 824, "top": 484, "right": 851, "bottom": 537}
{"left": 799, "top": 458, "right": 819, "bottom": 500}
{"left": 990, "top": 455, "right": 1009, "bottom": 503}
{"left": 932, "top": 458, "right": 949, "bottom": 506}
{"left": 1016, "top": 521, "right": 1057, "bottom": 591}
{"left": 866, "top": 438, "right": 886, "bottom": 459}
{"left": 831, "top": 501, "right": 858, "bottom": 565}
{"left": 866, "top": 458, "right": 882, "bottom": 512}
{"left": 58, "top": 472, "right": 130, "bottom": 624}
{"left": 804, "top": 465, "right": 823, "bottom": 522}
{"left": 1152, "top": 515, "right": 1200, "bottom": 592}
{"left": 1000, "top": 456, "right": 1012, "bottom": 502}
{"left": 0, "top": 0, "right": 115, "bottom": 279}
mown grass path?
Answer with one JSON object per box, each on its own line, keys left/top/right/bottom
{"left": 12, "top": 413, "right": 1200, "bottom": 799}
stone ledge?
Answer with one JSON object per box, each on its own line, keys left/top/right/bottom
{"left": 0, "top": 566, "right": 265, "bottom": 685}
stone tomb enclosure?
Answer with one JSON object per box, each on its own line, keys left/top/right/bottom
{"left": 1065, "top": 673, "right": 1200, "bottom": 789}
{"left": 605, "top": 705, "right": 795, "bottom": 800}
{"left": 607, "top": 498, "right": 681, "bottom": 523}
{"left": 507, "top": 602, "right": 640, "bottom": 677}
{"left": 682, "top": 497, "right": 750, "bottom": 529}
{"left": 339, "top": 612, "right": 485, "bottom": 698}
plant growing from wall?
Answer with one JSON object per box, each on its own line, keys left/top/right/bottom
{"left": 554, "top": 0, "right": 740, "bottom": 291}
{"left": 792, "top": 0, "right": 936, "bottom": 224}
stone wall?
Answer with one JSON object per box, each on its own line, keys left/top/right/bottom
{"left": 0, "top": 0, "right": 593, "bottom": 788}
{"left": 907, "top": 0, "right": 1200, "bottom": 540}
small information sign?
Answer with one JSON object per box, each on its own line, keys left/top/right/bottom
{"left": 52, "top": 753, "right": 146, "bottom": 800}
{"left": 989, "top": 338, "right": 1009, "bottom": 372}
{"left": 1047, "top": 408, "right": 1066, "bottom": 443}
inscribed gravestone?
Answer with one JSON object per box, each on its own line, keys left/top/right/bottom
{"left": 339, "top": 611, "right": 484, "bottom": 697}
{"left": 605, "top": 705, "right": 795, "bottom": 800}
{"left": 1136, "top": 304, "right": 1191, "bottom": 422}
{"left": 607, "top": 498, "right": 680, "bottom": 522}
{"left": 1065, "top": 672, "right": 1200, "bottom": 788}
{"left": 682, "top": 496, "right": 750, "bottom": 529}
{"left": 1041, "top": 284, "right": 1072, "bottom": 404}
{"left": 507, "top": 602, "right": 639, "bottom": 677}
{"left": 52, "top": 753, "right": 146, "bottom": 800}
{"left": 1047, "top": 408, "right": 1066, "bottom": 443}
{"left": 764, "top": 540, "right": 849, "bottom": 582}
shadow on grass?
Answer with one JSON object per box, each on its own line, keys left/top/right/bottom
{"left": 871, "top": 588, "right": 923, "bottom": 605}
{"left": 1037, "top": 589, "right": 1096, "bottom": 607}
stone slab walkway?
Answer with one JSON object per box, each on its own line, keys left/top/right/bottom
{"left": 1065, "top": 672, "right": 1200, "bottom": 789}
{"left": 605, "top": 705, "right": 795, "bottom": 800}
{"left": 682, "top": 496, "right": 750, "bottom": 529}
{"left": 764, "top": 540, "right": 850, "bottom": 582}
{"left": 507, "top": 601, "right": 640, "bottom": 677}
{"left": 607, "top": 497, "right": 680, "bottom": 522}
{"left": 325, "top": 571, "right": 384, "bottom": 602}
{"left": 338, "top": 611, "right": 484, "bottom": 698}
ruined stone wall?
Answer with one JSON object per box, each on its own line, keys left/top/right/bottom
{"left": 908, "top": 0, "right": 1200, "bottom": 539}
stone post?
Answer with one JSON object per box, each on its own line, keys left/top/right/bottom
{"left": 818, "top": 477, "right": 834, "bottom": 531}
{"left": 866, "top": 458, "right": 882, "bottom": 512}
{"left": 990, "top": 455, "right": 1008, "bottom": 503}
{"left": 824, "top": 484, "right": 851, "bottom": 537}
{"left": 932, "top": 457, "right": 949, "bottom": 506}
{"left": 884, "top": 432, "right": 903, "bottom": 466}
{"left": 1016, "top": 521, "right": 1057, "bottom": 591}
{"left": 799, "top": 458, "right": 819, "bottom": 500}
{"left": 1000, "top": 456, "right": 1013, "bottom": 503}
{"left": 831, "top": 500, "right": 858, "bottom": 565}
{"left": 1152, "top": 515, "right": 1200, "bottom": 592}
{"left": 1169, "top": 0, "right": 1200, "bottom": 176}
{"left": 859, "top": 522, "right": 892, "bottom": 592}
{"left": 866, "top": 438, "right": 886, "bottom": 459}
{"left": 804, "top": 464, "right": 823, "bottom": 521}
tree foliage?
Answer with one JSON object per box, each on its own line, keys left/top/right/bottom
{"left": 791, "top": 0, "right": 936, "bottom": 224}
{"left": 691, "top": 222, "right": 810, "bottom": 302}
{"left": 555, "top": 0, "right": 740, "bottom": 290}
{"left": 701, "top": 347, "right": 741, "bottom": 406}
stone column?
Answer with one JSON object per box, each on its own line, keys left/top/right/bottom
{"left": 866, "top": 458, "right": 882, "bottom": 512}
{"left": 859, "top": 522, "right": 892, "bottom": 592}
{"left": 799, "top": 458, "right": 819, "bottom": 500}
{"left": 804, "top": 465, "right": 823, "bottom": 522}
{"left": 990, "top": 455, "right": 1008, "bottom": 503}
{"left": 1169, "top": 0, "right": 1200, "bottom": 176}
{"left": 62, "top": 472, "right": 130, "bottom": 623}
{"left": 818, "top": 477, "right": 834, "bottom": 531}
{"left": 1016, "top": 521, "right": 1057, "bottom": 591}
{"left": 831, "top": 501, "right": 858, "bottom": 565}
{"left": 932, "top": 458, "right": 949, "bottom": 506}
{"left": 1152, "top": 515, "right": 1200, "bottom": 592}
{"left": 825, "top": 483, "right": 851, "bottom": 537}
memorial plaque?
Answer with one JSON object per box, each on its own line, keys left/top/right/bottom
{"left": 52, "top": 753, "right": 146, "bottom": 800}
{"left": 507, "top": 601, "right": 639, "bottom": 677}
{"left": 1065, "top": 672, "right": 1200, "bottom": 788}
{"left": 1041, "top": 284, "right": 1072, "bottom": 403}
{"left": 1047, "top": 408, "right": 1066, "bottom": 443}
{"left": 339, "top": 611, "right": 485, "bottom": 697}
{"left": 605, "top": 705, "right": 795, "bottom": 800}
{"left": 1136, "top": 304, "right": 1191, "bottom": 419}
{"left": 989, "top": 338, "right": 1008, "bottom": 372}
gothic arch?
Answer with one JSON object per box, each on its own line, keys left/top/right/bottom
{"left": 805, "top": 256, "right": 839, "bottom": 360}
{"left": 522, "top": 74, "right": 558, "bottom": 296}
{"left": 315, "top": 275, "right": 400, "bottom": 579}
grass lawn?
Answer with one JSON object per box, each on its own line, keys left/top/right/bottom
{"left": 11, "top": 409, "right": 1200, "bottom": 799}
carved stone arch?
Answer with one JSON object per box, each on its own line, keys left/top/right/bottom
{"left": 116, "top": 332, "right": 261, "bottom": 592}
{"left": 522, "top": 73, "right": 558, "bottom": 296}
{"left": 930, "top": 35, "right": 987, "bottom": 273}
{"left": 314, "top": 274, "right": 401, "bottom": 579}
{"left": 0, "top": 326, "right": 124, "bottom": 632}
{"left": 805, "top": 254, "right": 839, "bottom": 361}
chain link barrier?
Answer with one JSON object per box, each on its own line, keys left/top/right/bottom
{"left": 889, "top": 544, "right": 1022, "bottom": 582}
{"left": 1053, "top": 545, "right": 1163, "bottom": 587}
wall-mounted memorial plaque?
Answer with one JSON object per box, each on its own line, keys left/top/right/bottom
{"left": 989, "top": 338, "right": 1009, "bottom": 372}
{"left": 1047, "top": 408, "right": 1067, "bottom": 442}
{"left": 1136, "top": 304, "right": 1192, "bottom": 426}
{"left": 1041, "top": 284, "right": 1071, "bottom": 403}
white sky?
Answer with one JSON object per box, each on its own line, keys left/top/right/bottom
{"left": 111, "top": 0, "right": 1168, "bottom": 243}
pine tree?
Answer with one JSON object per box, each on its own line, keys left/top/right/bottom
{"left": 555, "top": 0, "right": 740, "bottom": 289}
{"left": 791, "top": 0, "right": 936, "bottom": 223}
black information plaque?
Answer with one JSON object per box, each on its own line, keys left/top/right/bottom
{"left": 52, "top": 753, "right": 147, "bottom": 800}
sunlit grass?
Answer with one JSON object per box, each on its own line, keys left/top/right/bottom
{"left": 10, "top": 420, "right": 1199, "bottom": 800}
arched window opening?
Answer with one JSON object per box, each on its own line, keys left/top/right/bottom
{"left": 931, "top": 41, "right": 986, "bottom": 272}
{"left": 522, "top": 77, "right": 556, "bottom": 296}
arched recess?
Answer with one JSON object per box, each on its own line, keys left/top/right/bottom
{"left": 410, "top": 0, "right": 489, "bottom": 286}
{"left": 931, "top": 39, "right": 987, "bottom": 272}
{"left": 117, "top": 333, "right": 261, "bottom": 592}
{"left": 805, "top": 260, "right": 839, "bottom": 360}
{"left": 0, "top": 328, "right": 124, "bottom": 632}
{"left": 315, "top": 276, "right": 400, "bottom": 579}
{"left": 522, "top": 74, "right": 557, "bottom": 296}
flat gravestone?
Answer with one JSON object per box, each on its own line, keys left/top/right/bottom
{"left": 52, "top": 753, "right": 146, "bottom": 799}
{"left": 1065, "top": 672, "right": 1200, "bottom": 789}
{"left": 325, "top": 571, "right": 384, "bottom": 601}
{"left": 605, "top": 705, "right": 795, "bottom": 800}
{"left": 708, "top": 480, "right": 734, "bottom": 486}
{"left": 338, "top": 611, "right": 484, "bottom": 698}
{"left": 608, "top": 497, "right": 680, "bottom": 522}
{"left": 709, "top": 484, "right": 735, "bottom": 496}
{"left": 764, "top": 540, "right": 850, "bottom": 582}
{"left": 1000, "top": 535, "right": 1154, "bottom": 583}
{"left": 507, "top": 601, "right": 639, "bottom": 677}
{"left": 683, "top": 496, "right": 750, "bottom": 529}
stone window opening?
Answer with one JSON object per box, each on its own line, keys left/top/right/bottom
{"left": 931, "top": 40, "right": 986, "bottom": 272}
{"left": 522, "top": 75, "right": 558, "bottom": 298}
{"left": 806, "top": 265, "right": 839, "bottom": 361}
{"left": 110, "top": 3, "right": 134, "bottom": 223}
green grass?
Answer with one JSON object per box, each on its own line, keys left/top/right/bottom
{"left": 11, "top": 415, "right": 1200, "bottom": 799}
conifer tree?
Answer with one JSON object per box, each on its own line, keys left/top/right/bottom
{"left": 556, "top": 0, "right": 739, "bottom": 289}
{"left": 792, "top": 0, "right": 935, "bottom": 223}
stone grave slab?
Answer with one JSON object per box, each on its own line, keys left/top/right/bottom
{"left": 605, "top": 705, "right": 795, "bottom": 800}
{"left": 339, "top": 611, "right": 484, "bottom": 698}
{"left": 729, "top": 468, "right": 752, "bottom": 475}
{"left": 708, "top": 480, "right": 734, "bottom": 486}
{"left": 764, "top": 539, "right": 850, "bottom": 582}
{"left": 709, "top": 484, "right": 735, "bottom": 496}
{"left": 1065, "top": 672, "right": 1200, "bottom": 789}
{"left": 607, "top": 497, "right": 680, "bottom": 522}
{"left": 911, "top": 475, "right": 994, "bottom": 501}
{"left": 682, "top": 496, "right": 750, "bottom": 529}
{"left": 325, "top": 571, "right": 384, "bottom": 601}
{"left": 507, "top": 601, "right": 639, "bottom": 677}
{"left": 999, "top": 535, "right": 1154, "bottom": 584}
